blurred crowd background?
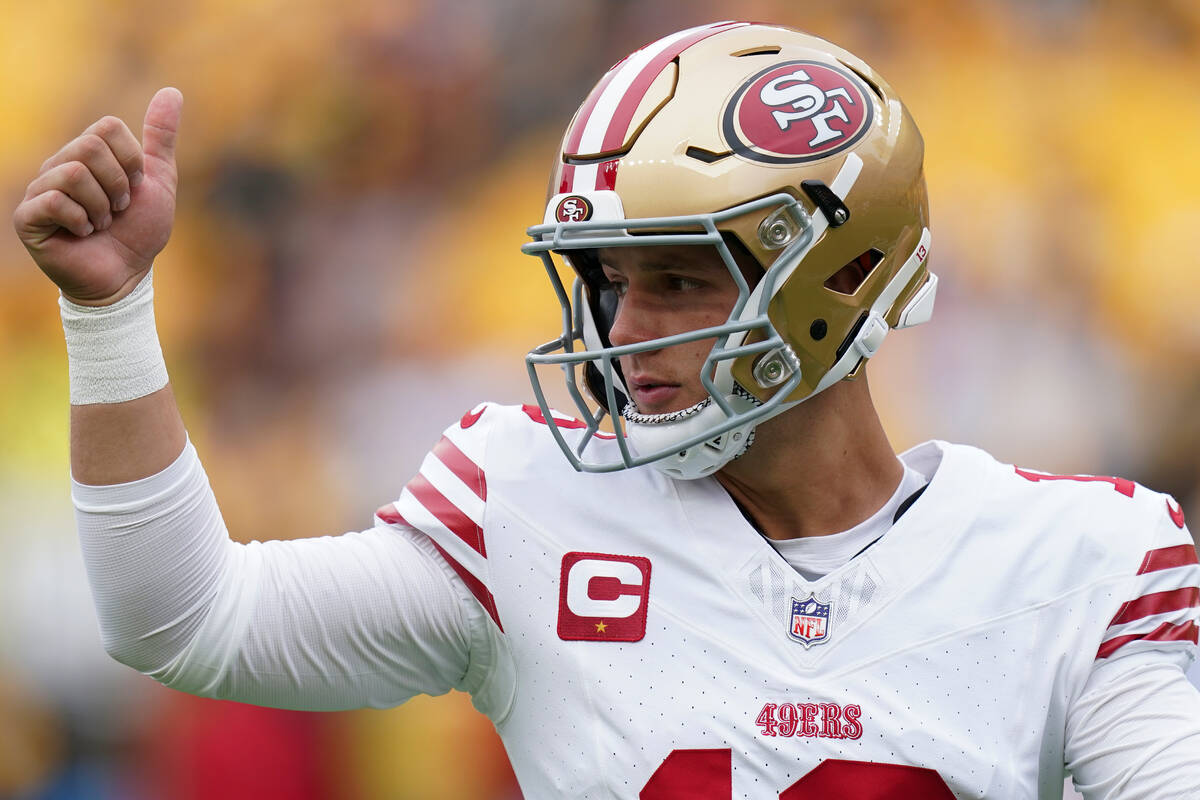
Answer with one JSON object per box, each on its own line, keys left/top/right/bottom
{"left": 2, "top": 0, "right": 1199, "bottom": 797}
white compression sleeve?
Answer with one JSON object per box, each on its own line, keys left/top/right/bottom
{"left": 73, "top": 439, "right": 498, "bottom": 711}
{"left": 1066, "top": 650, "right": 1200, "bottom": 798}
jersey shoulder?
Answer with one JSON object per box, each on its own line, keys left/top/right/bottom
{"left": 934, "top": 441, "right": 1198, "bottom": 664}
{"left": 926, "top": 441, "right": 1190, "bottom": 564}
{"left": 373, "top": 402, "right": 634, "bottom": 630}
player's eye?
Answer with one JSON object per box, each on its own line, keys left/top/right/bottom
{"left": 666, "top": 275, "right": 704, "bottom": 292}
{"left": 600, "top": 276, "right": 627, "bottom": 297}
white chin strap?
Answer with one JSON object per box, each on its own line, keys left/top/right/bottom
{"left": 625, "top": 392, "right": 760, "bottom": 480}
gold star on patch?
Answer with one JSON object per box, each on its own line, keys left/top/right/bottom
{"left": 594, "top": 621, "right": 607, "bottom": 634}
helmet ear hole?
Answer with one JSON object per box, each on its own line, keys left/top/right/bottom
{"left": 824, "top": 249, "right": 883, "bottom": 295}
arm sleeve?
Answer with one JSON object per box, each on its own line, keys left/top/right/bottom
{"left": 1065, "top": 504, "right": 1200, "bottom": 798}
{"left": 73, "top": 438, "right": 497, "bottom": 711}
{"left": 1066, "top": 652, "right": 1200, "bottom": 799}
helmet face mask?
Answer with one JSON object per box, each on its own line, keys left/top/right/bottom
{"left": 523, "top": 22, "right": 937, "bottom": 479}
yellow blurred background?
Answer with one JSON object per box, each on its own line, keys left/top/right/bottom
{"left": 2, "top": 1, "right": 1199, "bottom": 797}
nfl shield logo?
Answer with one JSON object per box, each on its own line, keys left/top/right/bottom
{"left": 788, "top": 594, "right": 831, "bottom": 647}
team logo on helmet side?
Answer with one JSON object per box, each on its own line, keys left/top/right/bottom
{"left": 722, "top": 60, "right": 873, "bottom": 164}
{"left": 555, "top": 195, "right": 594, "bottom": 223}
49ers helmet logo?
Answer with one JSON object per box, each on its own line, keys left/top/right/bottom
{"left": 555, "top": 195, "right": 594, "bottom": 223}
{"left": 722, "top": 60, "right": 873, "bottom": 164}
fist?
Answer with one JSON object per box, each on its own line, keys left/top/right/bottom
{"left": 12, "top": 88, "right": 183, "bottom": 306}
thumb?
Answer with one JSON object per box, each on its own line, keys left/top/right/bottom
{"left": 142, "top": 87, "right": 183, "bottom": 171}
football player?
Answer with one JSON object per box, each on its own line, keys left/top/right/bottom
{"left": 14, "top": 21, "right": 1200, "bottom": 799}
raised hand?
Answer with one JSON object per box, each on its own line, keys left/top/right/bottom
{"left": 13, "top": 88, "right": 183, "bottom": 306}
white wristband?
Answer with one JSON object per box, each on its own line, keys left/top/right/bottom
{"left": 60, "top": 270, "right": 169, "bottom": 405}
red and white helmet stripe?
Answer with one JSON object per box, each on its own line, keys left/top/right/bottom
{"left": 558, "top": 21, "right": 747, "bottom": 194}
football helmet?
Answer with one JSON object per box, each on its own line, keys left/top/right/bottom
{"left": 524, "top": 21, "right": 935, "bottom": 479}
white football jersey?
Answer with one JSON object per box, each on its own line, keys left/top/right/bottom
{"left": 378, "top": 403, "right": 1199, "bottom": 799}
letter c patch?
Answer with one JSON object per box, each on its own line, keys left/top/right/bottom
{"left": 557, "top": 552, "right": 652, "bottom": 642}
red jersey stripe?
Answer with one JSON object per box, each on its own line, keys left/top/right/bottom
{"left": 375, "top": 504, "right": 407, "bottom": 526}
{"left": 432, "top": 436, "right": 486, "bottom": 501}
{"left": 406, "top": 473, "right": 486, "bottom": 557}
{"left": 1096, "top": 620, "right": 1199, "bottom": 660}
{"left": 428, "top": 539, "right": 503, "bottom": 632}
{"left": 1109, "top": 586, "right": 1200, "bottom": 627}
{"left": 374, "top": 504, "right": 499, "bottom": 629}
{"left": 1137, "top": 544, "right": 1200, "bottom": 575}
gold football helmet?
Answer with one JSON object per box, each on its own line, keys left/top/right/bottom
{"left": 524, "top": 21, "right": 935, "bottom": 479}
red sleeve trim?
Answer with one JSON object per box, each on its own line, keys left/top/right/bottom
{"left": 1109, "top": 586, "right": 1200, "bottom": 627}
{"left": 432, "top": 436, "right": 487, "bottom": 501}
{"left": 428, "top": 539, "right": 503, "bottom": 632}
{"left": 376, "top": 504, "right": 406, "bottom": 525}
{"left": 1096, "top": 620, "right": 1198, "bottom": 660}
{"left": 374, "top": 504, "right": 502, "bottom": 631}
{"left": 1137, "top": 545, "right": 1200, "bottom": 575}
{"left": 405, "top": 473, "right": 486, "bottom": 557}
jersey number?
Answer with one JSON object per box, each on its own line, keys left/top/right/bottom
{"left": 640, "top": 749, "right": 954, "bottom": 799}
{"left": 1014, "top": 467, "right": 1135, "bottom": 497}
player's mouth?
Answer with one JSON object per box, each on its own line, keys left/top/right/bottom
{"left": 629, "top": 377, "right": 683, "bottom": 413}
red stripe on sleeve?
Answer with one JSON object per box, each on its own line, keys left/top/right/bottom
{"left": 406, "top": 473, "right": 486, "bottom": 557}
{"left": 375, "top": 503, "right": 501, "bottom": 630}
{"left": 375, "top": 504, "right": 407, "bottom": 526}
{"left": 432, "top": 436, "right": 486, "bottom": 501}
{"left": 1109, "top": 586, "right": 1200, "bottom": 627}
{"left": 1096, "top": 620, "right": 1199, "bottom": 660}
{"left": 428, "top": 539, "right": 503, "bottom": 632}
{"left": 1137, "top": 545, "right": 1200, "bottom": 575}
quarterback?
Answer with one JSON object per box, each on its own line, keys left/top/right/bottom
{"left": 13, "top": 22, "right": 1200, "bottom": 799}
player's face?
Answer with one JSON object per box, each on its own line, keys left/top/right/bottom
{"left": 598, "top": 244, "right": 752, "bottom": 415}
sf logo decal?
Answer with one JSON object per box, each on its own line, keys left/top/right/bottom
{"left": 722, "top": 60, "right": 873, "bottom": 164}
{"left": 758, "top": 68, "right": 855, "bottom": 147}
{"left": 555, "top": 195, "right": 594, "bottom": 223}
{"left": 557, "top": 552, "right": 651, "bottom": 642}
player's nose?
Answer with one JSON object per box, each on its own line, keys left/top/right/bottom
{"left": 607, "top": 291, "right": 663, "bottom": 351}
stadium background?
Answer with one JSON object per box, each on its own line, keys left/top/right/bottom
{"left": 1, "top": 0, "right": 1198, "bottom": 797}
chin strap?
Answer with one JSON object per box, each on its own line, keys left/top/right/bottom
{"left": 624, "top": 384, "right": 765, "bottom": 480}
{"left": 621, "top": 397, "right": 711, "bottom": 425}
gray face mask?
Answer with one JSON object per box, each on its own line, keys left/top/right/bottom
{"left": 522, "top": 190, "right": 817, "bottom": 479}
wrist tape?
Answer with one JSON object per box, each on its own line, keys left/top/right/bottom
{"left": 60, "top": 270, "right": 169, "bottom": 405}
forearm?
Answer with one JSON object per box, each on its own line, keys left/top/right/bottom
{"left": 61, "top": 267, "right": 185, "bottom": 484}
{"left": 75, "top": 437, "right": 231, "bottom": 672}
{"left": 71, "top": 386, "right": 186, "bottom": 485}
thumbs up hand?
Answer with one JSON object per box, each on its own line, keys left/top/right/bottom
{"left": 13, "top": 88, "right": 184, "bottom": 306}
